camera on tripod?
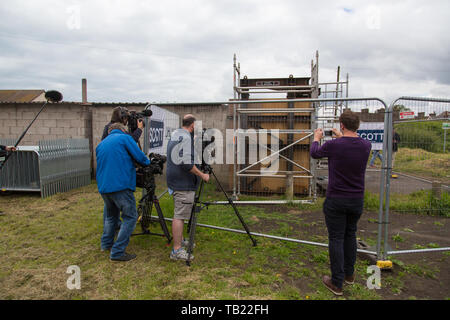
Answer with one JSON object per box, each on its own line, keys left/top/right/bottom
{"left": 136, "top": 153, "right": 166, "bottom": 189}
{"left": 196, "top": 128, "right": 215, "bottom": 174}
{"left": 127, "top": 109, "right": 153, "bottom": 133}
{"left": 134, "top": 152, "right": 172, "bottom": 243}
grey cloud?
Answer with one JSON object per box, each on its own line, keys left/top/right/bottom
{"left": 0, "top": 0, "right": 449, "bottom": 103}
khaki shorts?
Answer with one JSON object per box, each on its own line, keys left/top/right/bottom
{"left": 173, "top": 191, "right": 196, "bottom": 220}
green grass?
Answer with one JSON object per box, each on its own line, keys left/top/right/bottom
{"left": 0, "top": 181, "right": 446, "bottom": 300}
{"left": 394, "top": 148, "right": 450, "bottom": 180}
{"left": 363, "top": 190, "right": 450, "bottom": 217}
{"left": 395, "top": 120, "right": 448, "bottom": 154}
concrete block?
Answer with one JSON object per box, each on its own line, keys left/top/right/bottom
{"left": 36, "top": 127, "right": 50, "bottom": 135}
{"left": 70, "top": 119, "right": 84, "bottom": 128}
{"left": 22, "top": 112, "right": 36, "bottom": 120}
{"left": 44, "top": 120, "right": 57, "bottom": 128}
{"left": 57, "top": 120, "right": 71, "bottom": 128}
{"left": 50, "top": 127, "right": 64, "bottom": 135}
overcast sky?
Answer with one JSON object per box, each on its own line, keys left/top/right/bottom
{"left": 0, "top": 0, "right": 449, "bottom": 104}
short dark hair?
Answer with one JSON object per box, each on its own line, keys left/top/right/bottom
{"left": 182, "top": 115, "right": 196, "bottom": 127}
{"left": 339, "top": 110, "right": 360, "bottom": 132}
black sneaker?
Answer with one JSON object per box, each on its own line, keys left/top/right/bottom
{"left": 110, "top": 253, "right": 137, "bottom": 262}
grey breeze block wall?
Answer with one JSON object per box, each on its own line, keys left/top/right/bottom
{"left": 0, "top": 102, "right": 231, "bottom": 188}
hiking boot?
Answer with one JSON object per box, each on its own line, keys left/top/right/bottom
{"left": 101, "top": 246, "right": 112, "bottom": 252}
{"left": 170, "top": 247, "right": 194, "bottom": 261}
{"left": 322, "top": 275, "right": 343, "bottom": 296}
{"left": 181, "top": 239, "right": 196, "bottom": 249}
{"left": 345, "top": 274, "right": 355, "bottom": 285}
{"left": 110, "top": 252, "right": 137, "bottom": 262}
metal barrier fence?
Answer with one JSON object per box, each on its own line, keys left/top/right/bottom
{"left": 154, "top": 96, "right": 450, "bottom": 262}
{"left": 153, "top": 97, "right": 390, "bottom": 258}
{"left": 0, "top": 139, "right": 91, "bottom": 198}
{"left": 233, "top": 97, "right": 389, "bottom": 201}
{"left": 381, "top": 97, "right": 450, "bottom": 259}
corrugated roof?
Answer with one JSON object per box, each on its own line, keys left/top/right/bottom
{"left": 0, "top": 90, "right": 45, "bottom": 102}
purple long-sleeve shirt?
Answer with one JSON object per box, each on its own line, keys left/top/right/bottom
{"left": 310, "top": 137, "right": 371, "bottom": 198}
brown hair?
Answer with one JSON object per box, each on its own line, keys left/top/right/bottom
{"left": 339, "top": 110, "right": 360, "bottom": 132}
{"left": 111, "top": 106, "right": 129, "bottom": 124}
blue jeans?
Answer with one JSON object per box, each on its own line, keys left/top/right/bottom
{"left": 323, "top": 197, "right": 364, "bottom": 289}
{"left": 103, "top": 204, "right": 122, "bottom": 229}
{"left": 101, "top": 189, "right": 138, "bottom": 259}
{"left": 369, "top": 150, "right": 382, "bottom": 166}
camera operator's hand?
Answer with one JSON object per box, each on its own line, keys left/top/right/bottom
{"left": 201, "top": 173, "right": 210, "bottom": 183}
{"left": 331, "top": 128, "right": 343, "bottom": 138}
{"left": 6, "top": 146, "right": 16, "bottom": 152}
{"left": 137, "top": 119, "right": 144, "bottom": 130}
{"left": 314, "top": 128, "right": 323, "bottom": 142}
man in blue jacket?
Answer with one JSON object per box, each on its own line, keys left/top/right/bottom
{"left": 96, "top": 123, "right": 150, "bottom": 262}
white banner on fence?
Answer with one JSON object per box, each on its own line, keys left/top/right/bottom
{"left": 147, "top": 105, "right": 179, "bottom": 156}
{"left": 357, "top": 122, "right": 384, "bottom": 150}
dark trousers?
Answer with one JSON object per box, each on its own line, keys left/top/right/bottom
{"left": 323, "top": 197, "right": 364, "bottom": 289}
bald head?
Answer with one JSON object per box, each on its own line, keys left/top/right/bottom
{"left": 182, "top": 114, "right": 196, "bottom": 129}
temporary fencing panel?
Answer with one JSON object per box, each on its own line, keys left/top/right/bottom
{"left": 381, "top": 97, "right": 450, "bottom": 259}
{"left": 0, "top": 139, "right": 91, "bottom": 198}
{"left": 130, "top": 96, "right": 450, "bottom": 262}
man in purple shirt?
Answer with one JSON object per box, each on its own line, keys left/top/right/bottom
{"left": 310, "top": 110, "right": 371, "bottom": 296}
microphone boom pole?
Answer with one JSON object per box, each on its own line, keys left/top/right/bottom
{"left": 0, "top": 90, "right": 63, "bottom": 170}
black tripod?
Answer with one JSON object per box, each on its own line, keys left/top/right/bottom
{"left": 132, "top": 173, "right": 172, "bottom": 244}
{"left": 185, "top": 165, "right": 257, "bottom": 266}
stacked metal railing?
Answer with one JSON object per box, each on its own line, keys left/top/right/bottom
{"left": 0, "top": 139, "right": 91, "bottom": 198}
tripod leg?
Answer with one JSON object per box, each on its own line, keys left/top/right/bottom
{"left": 186, "top": 180, "right": 205, "bottom": 266}
{"left": 188, "top": 180, "right": 204, "bottom": 234}
{"left": 211, "top": 169, "right": 257, "bottom": 247}
{"left": 186, "top": 205, "right": 198, "bottom": 266}
{"left": 153, "top": 197, "right": 172, "bottom": 244}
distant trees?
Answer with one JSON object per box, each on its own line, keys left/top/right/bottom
{"left": 393, "top": 104, "right": 411, "bottom": 112}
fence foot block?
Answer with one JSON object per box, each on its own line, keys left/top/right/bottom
{"left": 376, "top": 260, "right": 393, "bottom": 270}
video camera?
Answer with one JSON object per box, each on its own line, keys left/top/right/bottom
{"left": 127, "top": 109, "right": 153, "bottom": 134}
{"left": 136, "top": 153, "right": 166, "bottom": 190}
{"left": 196, "top": 128, "right": 215, "bottom": 174}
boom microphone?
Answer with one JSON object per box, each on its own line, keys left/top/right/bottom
{"left": 0, "top": 90, "right": 63, "bottom": 169}
{"left": 45, "top": 90, "right": 63, "bottom": 103}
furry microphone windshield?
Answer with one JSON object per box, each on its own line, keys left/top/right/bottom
{"left": 45, "top": 90, "right": 63, "bottom": 102}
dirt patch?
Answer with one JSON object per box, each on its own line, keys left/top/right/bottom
{"left": 250, "top": 205, "right": 450, "bottom": 300}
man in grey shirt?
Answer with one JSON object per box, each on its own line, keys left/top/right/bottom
{"left": 166, "top": 114, "right": 209, "bottom": 261}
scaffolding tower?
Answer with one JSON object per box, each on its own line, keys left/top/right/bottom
{"left": 231, "top": 51, "right": 349, "bottom": 201}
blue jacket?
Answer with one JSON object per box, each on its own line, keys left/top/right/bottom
{"left": 166, "top": 128, "right": 199, "bottom": 191}
{"left": 96, "top": 129, "right": 150, "bottom": 194}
